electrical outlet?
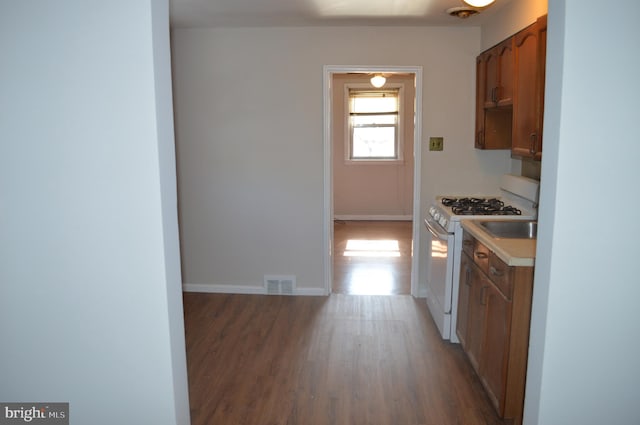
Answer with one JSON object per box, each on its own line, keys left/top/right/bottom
{"left": 429, "top": 137, "right": 444, "bottom": 151}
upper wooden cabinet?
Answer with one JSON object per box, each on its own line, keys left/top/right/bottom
{"left": 475, "top": 50, "right": 512, "bottom": 150}
{"left": 482, "top": 38, "right": 514, "bottom": 108}
{"left": 512, "top": 15, "right": 547, "bottom": 160}
{"left": 474, "top": 15, "right": 547, "bottom": 159}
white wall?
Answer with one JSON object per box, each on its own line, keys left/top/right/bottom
{"left": 0, "top": 1, "right": 190, "bottom": 424}
{"left": 151, "top": 1, "right": 192, "bottom": 422}
{"left": 524, "top": 1, "right": 640, "bottom": 424}
{"left": 171, "top": 26, "right": 513, "bottom": 293}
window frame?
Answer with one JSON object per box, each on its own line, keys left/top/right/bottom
{"left": 344, "top": 83, "right": 405, "bottom": 164}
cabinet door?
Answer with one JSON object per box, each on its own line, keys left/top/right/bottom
{"left": 483, "top": 49, "right": 498, "bottom": 107}
{"left": 456, "top": 253, "right": 473, "bottom": 348}
{"left": 483, "top": 39, "right": 514, "bottom": 107}
{"left": 476, "top": 46, "right": 512, "bottom": 150}
{"left": 475, "top": 55, "right": 487, "bottom": 149}
{"left": 535, "top": 15, "right": 547, "bottom": 159}
{"left": 512, "top": 21, "right": 543, "bottom": 159}
{"left": 496, "top": 38, "right": 514, "bottom": 106}
{"left": 480, "top": 283, "right": 513, "bottom": 416}
{"left": 465, "top": 264, "right": 488, "bottom": 372}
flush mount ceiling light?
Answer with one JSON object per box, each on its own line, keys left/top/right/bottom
{"left": 463, "top": 0, "right": 495, "bottom": 7}
{"left": 370, "top": 74, "right": 386, "bottom": 88}
{"left": 446, "top": 6, "right": 479, "bottom": 18}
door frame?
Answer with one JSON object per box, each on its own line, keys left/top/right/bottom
{"left": 322, "top": 65, "right": 423, "bottom": 296}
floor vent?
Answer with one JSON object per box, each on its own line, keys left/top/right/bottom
{"left": 264, "top": 275, "right": 296, "bottom": 295}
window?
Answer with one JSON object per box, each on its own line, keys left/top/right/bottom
{"left": 348, "top": 88, "right": 401, "bottom": 161}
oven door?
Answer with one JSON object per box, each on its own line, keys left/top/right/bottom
{"left": 424, "top": 218, "right": 455, "bottom": 340}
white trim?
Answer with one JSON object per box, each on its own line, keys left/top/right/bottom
{"left": 183, "top": 283, "right": 264, "bottom": 294}
{"left": 411, "top": 68, "right": 423, "bottom": 299}
{"left": 322, "top": 67, "right": 333, "bottom": 297}
{"left": 182, "top": 283, "right": 325, "bottom": 296}
{"left": 290, "top": 287, "right": 326, "bottom": 296}
{"left": 334, "top": 215, "right": 412, "bottom": 221}
{"left": 323, "top": 65, "right": 423, "bottom": 298}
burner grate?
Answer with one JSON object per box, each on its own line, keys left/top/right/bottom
{"left": 443, "top": 197, "right": 522, "bottom": 216}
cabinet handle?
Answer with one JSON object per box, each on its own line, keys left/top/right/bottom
{"left": 464, "top": 266, "right": 472, "bottom": 286}
{"left": 489, "top": 266, "right": 504, "bottom": 277}
{"left": 491, "top": 87, "right": 497, "bottom": 103}
{"left": 480, "top": 285, "right": 488, "bottom": 305}
{"left": 475, "top": 252, "right": 488, "bottom": 260}
{"left": 529, "top": 132, "right": 537, "bottom": 154}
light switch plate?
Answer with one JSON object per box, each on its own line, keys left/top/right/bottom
{"left": 429, "top": 137, "right": 444, "bottom": 151}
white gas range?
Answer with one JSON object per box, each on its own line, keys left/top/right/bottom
{"left": 424, "top": 174, "right": 540, "bottom": 342}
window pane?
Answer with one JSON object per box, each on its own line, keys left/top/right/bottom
{"left": 348, "top": 89, "right": 400, "bottom": 160}
{"left": 351, "top": 96, "right": 398, "bottom": 113}
{"left": 352, "top": 127, "right": 396, "bottom": 158}
{"left": 352, "top": 114, "right": 397, "bottom": 125}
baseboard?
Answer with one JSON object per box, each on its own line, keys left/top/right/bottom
{"left": 333, "top": 215, "right": 413, "bottom": 221}
{"left": 182, "top": 283, "right": 264, "bottom": 294}
{"left": 182, "top": 283, "right": 326, "bottom": 296}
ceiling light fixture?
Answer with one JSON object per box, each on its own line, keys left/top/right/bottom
{"left": 370, "top": 74, "right": 386, "bottom": 88}
{"left": 463, "top": 0, "right": 495, "bottom": 7}
{"left": 447, "top": 6, "right": 479, "bottom": 18}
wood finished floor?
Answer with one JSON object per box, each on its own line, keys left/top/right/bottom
{"left": 333, "top": 221, "right": 412, "bottom": 295}
{"left": 183, "top": 293, "right": 506, "bottom": 425}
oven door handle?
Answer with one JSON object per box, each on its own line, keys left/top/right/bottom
{"left": 424, "top": 218, "right": 450, "bottom": 241}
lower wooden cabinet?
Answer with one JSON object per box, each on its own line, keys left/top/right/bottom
{"left": 482, "top": 281, "right": 512, "bottom": 412}
{"left": 456, "top": 233, "right": 534, "bottom": 425}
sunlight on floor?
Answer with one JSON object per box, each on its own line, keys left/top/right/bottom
{"left": 333, "top": 222, "right": 412, "bottom": 295}
{"left": 346, "top": 265, "right": 395, "bottom": 295}
{"left": 344, "top": 239, "right": 401, "bottom": 257}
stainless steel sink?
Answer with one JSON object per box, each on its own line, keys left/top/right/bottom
{"left": 479, "top": 220, "right": 538, "bottom": 239}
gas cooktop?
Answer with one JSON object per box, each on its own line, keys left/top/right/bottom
{"left": 441, "top": 197, "right": 522, "bottom": 216}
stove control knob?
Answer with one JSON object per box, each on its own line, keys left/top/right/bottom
{"left": 433, "top": 212, "right": 440, "bottom": 221}
{"left": 428, "top": 206, "right": 435, "bottom": 216}
{"left": 440, "top": 217, "right": 448, "bottom": 228}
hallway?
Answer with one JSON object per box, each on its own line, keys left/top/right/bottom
{"left": 333, "top": 220, "right": 412, "bottom": 295}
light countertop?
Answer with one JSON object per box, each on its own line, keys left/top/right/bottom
{"left": 461, "top": 220, "right": 536, "bottom": 267}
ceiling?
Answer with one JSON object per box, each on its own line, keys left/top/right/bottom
{"left": 170, "top": 0, "right": 513, "bottom": 28}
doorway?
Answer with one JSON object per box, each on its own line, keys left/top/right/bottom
{"left": 322, "top": 66, "right": 423, "bottom": 297}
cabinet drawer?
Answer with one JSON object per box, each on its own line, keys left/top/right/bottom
{"left": 473, "top": 240, "right": 490, "bottom": 275}
{"left": 489, "top": 253, "right": 513, "bottom": 299}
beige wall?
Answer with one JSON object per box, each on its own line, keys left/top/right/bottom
{"left": 171, "top": 26, "right": 514, "bottom": 293}
{"left": 332, "top": 73, "right": 415, "bottom": 219}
